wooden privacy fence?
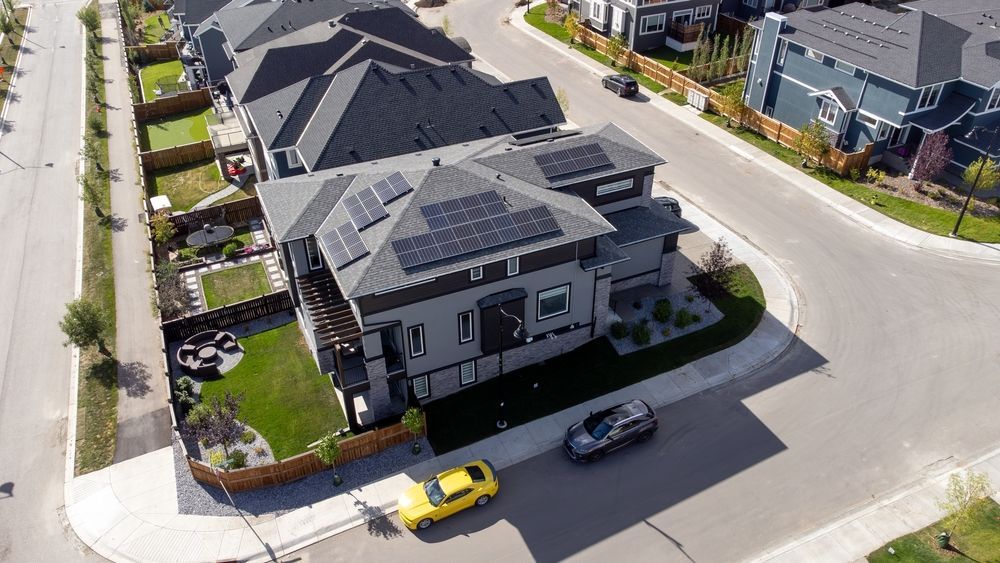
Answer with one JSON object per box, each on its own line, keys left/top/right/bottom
{"left": 187, "top": 415, "right": 426, "bottom": 492}
{"left": 575, "top": 27, "right": 873, "bottom": 176}
{"left": 166, "top": 196, "right": 263, "bottom": 230}
{"left": 161, "top": 290, "right": 293, "bottom": 341}
{"left": 716, "top": 14, "right": 750, "bottom": 37}
{"left": 126, "top": 42, "right": 180, "bottom": 63}
{"left": 139, "top": 140, "right": 214, "bottom": 172}
{"left": 133, "top": 88, "right": 212, "bottom": 123}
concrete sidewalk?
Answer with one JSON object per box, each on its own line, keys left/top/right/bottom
{"left": 64, "top": 189, "right": 799, "bottom": 562}
{"left": 509, "top": 3, "right": 1000, "bottom": 264}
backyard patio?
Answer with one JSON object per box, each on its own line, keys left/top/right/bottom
{"left": 139, "top": 107, "right": 213, "bottom": 151}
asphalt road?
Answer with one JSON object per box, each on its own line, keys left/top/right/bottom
{"left": 293, "top": 2, "right": 1000, "bottom": 562}
{"left": 0, "top": 0, "right": 101, "bottom": 561}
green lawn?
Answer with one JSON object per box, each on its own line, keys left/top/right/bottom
{"left": 1, "top": 8, "right": 29, "bottom": 106}
{"left": 644, "top": 45, "right": 694, "bottom": 70}
{"left": 524, "top": 5, "right": 665, "bottom": 94}
{"left": 143, "top": 11, "right": 169, "bottom": 44}
{"left": 201, "top": 262, "right": 271, "bottom": 310}
{"left": 149, "top": 159, "right": 227, "bottom": 211}
{"left": 213, "top": 177, "right": 257, "bottom": 206}
{"left": 139, "top": 107, "right": 213, "bottom": 151}
{"left": 700, "top": 112, "right": 1000, "bottom": 243}
{"left": 426, "top": 265, "right": 765, "bottom": 452}
{"left": 868, "top": 498, "right": 1000, "bottom": 562}
{"left": 199, "top": 322, "right": 348, "bottom": 460}
{"left": 663, "top": 91, "right": 688, "bottom": 105}
{"left": 139, "top": 59, "right": 183, "bottom": 102}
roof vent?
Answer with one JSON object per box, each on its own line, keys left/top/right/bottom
{"left": 328, "top": 20, "right": 336, "bottom": 27}
{"left": 504, "top": 147, "right": 512, "bottom": 151}
{"left": 495, "top": 174, "right": 503, "bottom": 180}
{"left": 336, "top": 173, "right": 343, "bottom": 177}
{"left": 491, "top": 107, "right": 497, "bottom": 113}
{"left": 267, "top": 25, "right": 272, "bottom": 32}
{"left": 276, "top": 110, "right": 283, "bottom": 120}
{"left": 280, "top": 24, "right": 286, "bottom": 30}
{"left": 432, "top": 157, "right": 441, "bottom": 166}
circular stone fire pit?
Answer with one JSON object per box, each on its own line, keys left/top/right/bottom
{"left": 176, "top": 330, "right": 241, "bottom": 377}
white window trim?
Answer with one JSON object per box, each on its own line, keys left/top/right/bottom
{"left": 459, "top": 361, "right": 476, "bottom": 386}
{"left": 834, "top": 59, "right": 856, "bottom": 75}
{"left": 590, "top": 0, "right": 606, "bottom": 22}
{"left": 805, "top": 48, "right": 824, "bottom": 62}
{"left": 304, "top": 237, "right": 323, "bottom": 270}
{"left": 917, "top": 83, "right": 942, "bottom": 110}
{"left": 743, "top": 0, "right": 757, "bottom": 6}
{"left": 818, "top": 98, "right": 838, "bottom": 125}
{"left": 469, "top": 266, "right": 483, "bottom": 281}
{"left": 776, "top": 40, "right": 788, "bottom": 65}
{"left": 876, "top": 120, "right": 891, "bottom": 140}
{"left": 801, "top": 0, "right": 823, "bottom": 7}
{"left": 408, "top": 325, "right": 425, "bottom": 358}
{"left": 596, "top": 178, "right": 633, "bottom": 196}
{"left": 988, "top": 89, "right": 1000, "bottom": 111}
{"left": 671, "top": 8, "right": 692, "bottom": 23}
{"left": 287, "top": 148, "right": 302, "bottom": 168}
{"left": 459, "top": 311, "right": 474, "bottom": 343}
{"left": 611, "top": 5, "right": 625, "bottom": 33}
{"left": 639, "top": 13, "right": 665, "bottom": 35}
{"left": 537, "top": 284, "right": 571, "bottom": 320}
{"left": 412, "top": 375, "right": 429, "bottom": 399}
{"left": 856, "top": 112, "right": 878, "bottom": 129}
{"left": 507, "top": 256, "right": 519, "bottom": 276}
{"left": 694, "top": 5, "right": 711, "bottom": 20}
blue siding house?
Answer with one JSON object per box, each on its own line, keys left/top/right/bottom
{"left": 743, "top": 0, "right": 1000, "bottom": 173}
{"left": 719, "top": 0, "right": 826, "bottom": 22}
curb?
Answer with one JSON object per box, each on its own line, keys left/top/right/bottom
{"left": 0, "top": 6, "right": 32, "bottom": 143}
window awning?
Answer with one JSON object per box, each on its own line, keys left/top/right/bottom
{"left": 909, "top": 93, "right": 976, "bottom": 133}
{"left": 808, "top": 87, "right": 856, "bottom": 112}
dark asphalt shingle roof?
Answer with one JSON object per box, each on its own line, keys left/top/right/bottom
{"left": 604, "top": 204, "right": 693, "bottom": 248}
{"left": 174, "top": 0, "right": 233, "bottom": 27}
{"left": 247, "top": 60, "right": 566, "bottom": 172}
{"left": 909, "top": 92, "right": 976, "bottom": 132}
{"left": 336, "top": 8, "right": 471, "bottom": 63}
{"left": 810, "top": 87, "right": 856, "bottom": 112}
{"left": 581, "top": 236, "right": 630, "bottom": 271}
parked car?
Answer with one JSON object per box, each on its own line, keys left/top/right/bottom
{"left": 601, "top": 74, "right": 638, "bottom": 97}
{"left": 564, "top": 399, "right": 658, "bottom": 462}
{"left": 654, "top": 196, "right": 682, "bottom": 218}
{"left": 397, "top": 459, "right": 499, "bottom": 530}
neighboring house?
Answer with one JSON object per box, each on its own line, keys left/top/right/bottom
{"left": 256, "top": 122, "right": 690, "bottom": 428}
{"left": 719, "top": 0, "right": 826, "bottom": 21}
{"left": 242, "top": 60, "right": 566, "bottom": 181}
{"left": 743, "top": 0, "right": 1000, "bottom": 172}
{"left": 568, "top": 0, "right": 720, "bottom": 52}
{"left": 190, "top": 0, "right": 409, "bottom": 84}
{"left": 169, "top": 0, "right": 233, "bottom": 42}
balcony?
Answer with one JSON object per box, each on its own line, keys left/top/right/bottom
{"left": 667, "top": 21, "right": 704, "bottom": 44}
{"left": 206, "top": 111, "right": 248, "bottom": 155}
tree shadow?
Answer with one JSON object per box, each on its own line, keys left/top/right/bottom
{"left": 0, "top": 118, "right": 13, "bottom": 135}
{"left": 0, "top": 481, "right": 13, "bottom": 498}
{"left": 86, "top": 356, "right": 118, "bottom": 389}
{"left": 118, "top": 360, "right": 153, "bottom": 398}
{"left": 349, "top": 491, "right": 404, "bottom": 539}
{"left": 109, "top": 168, "right": 122, "bottom": 182}
{"left": 100, "top": 214, "right": 127, "bottom": 232}
{"left": 944, "top": 544, "right": 981, "bottom": 562}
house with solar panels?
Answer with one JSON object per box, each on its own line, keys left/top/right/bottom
{"left": 744, "top": 0, "right": 1000, "bottom": 173}
{"left": 256, "top": 123, "right": 691, "bottom": 428}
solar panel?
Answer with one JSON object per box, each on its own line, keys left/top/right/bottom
{"left": 534, "top": 143, "right": 612, "bottom": 179}
{"left": 320, "top": 222, "right": 369, "bottom": 269}
{"left": 343, "top": 187, "right": 388, "bottom": 230}
{"left": 420, "top": 190, "right": 507, "bottom": 230}
{"left": 371, "top": 171, "right": 414, "bottom": 204}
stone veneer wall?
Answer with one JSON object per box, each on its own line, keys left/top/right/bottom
{"left": 364, "top": 357, "right": 394, "bottom": 420}
{"left": 658, "top": 251, "right": 675, "bottom": 287}
{"left": 610, "top": 271, "right": 659, "bottom": 293}
{"left": 592, "top": 275, "right": 612, "bottom": 338}
{"left": 419, "top": 325, "right": 593, "bottom": 403}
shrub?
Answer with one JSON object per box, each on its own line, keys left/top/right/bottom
{"left": 793, "top": 121, "right": 832, "bottom": 166}
{"left": 849, "top": 168, "right": 861, "bottom": 182}
{"left": 661, "top": 328, "right": 671, "bottom": 338}
{"left": 254, "top": 445, "right": 267, "bottom": 458}
{"left": 240, "top": 430, "right": 255, "bottom": 444}
{"left": 698, "top": 238, "right": 735, "bottom": 297}
{"left": 692, "top": 313, "right": 702, "bottom": 323}
{"left": 175, "top": 390, "right": 195, "bottom": 413}
{"left": 177, "top": 247, "right": 199, "bottom": 261}
{"left": 222, "top": 241, "right": 241, "bottom": 259}
{"left": 631, "top": 323, "right": 651, "bottom": 346}
{"left": 150, "top": 211, "right": 177, "bottom": 245}
{"left": 652, "top": 299, "right": 672, "bottom": 323}
{"left": 88, "top": 114, "right": 104, "bottom": 134}
{"left": 865, "top": 168, "right": 886, "bottom": 186}
{"left": 685, "top": 294, "right": 695, "bottom": 303}
{"left": 228, "top": 450, "right": 248, "bottom": 469}
{"left": 209, "top": 450, "right": 225, "bottom": 467}
{"left": 610, "top": 321, "right": 629, "bottom": 339}
{"left": 176, "top": 376, "right": 194, "bottom": 394}
{"left": 674, "top": 308, "right": 696, "bottom": 329}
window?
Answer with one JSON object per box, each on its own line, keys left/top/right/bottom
{"left": 857, "top": 113, "right": 878, "bottom": 129}
{"left": 640, "top": 13, "right": 665, "bottom": 35}
{"left": 459, "top": 311, "right": 474, "bottom": 343}
{"left": 444, "top": 489, "right": 472, "bottom": 504}
{"left": 776, "top": 40, "right": 788, "bottom": 65}
{"left": 507, "top": 256, "right": 519, "bottom": 276}
{"left": 876, "top": 121, "right": 891, "bottom": 141}
{"left": 287, "top": 149, "right": 302, "bottom": 168}
{"left": 764, "top": 106, "right": 774, "bottom": 117}
{"left": 611, "top": 6, "right": 624, "bottom": 32}
{"left": 988, "top": 89, "right": 1000, "bottom": 111}
{"left": 834, "top": 59, "right": 856, "bottom": 75}
{"left": 596, "top": 178, "right": 633, "bottom": 196}
{"left": 743, "top": 0, "right": 757, "bottom": 6}
{"left": 801, "top": 0, "right": 824, "bottom": 6}
{"left": 805, "top": 48, "right": 823, "bottom": 62}
{"left": 818, "top": 98, "right": 838, "bottom": 125}
{"left": 917, "top": 83, "right": 942, "bottom": 109}
{"left": 412, "top": 375, "right": 429, "bottom": 399}
{"left": 694, "top": 5, "right": 712, "bottom": 20}
{"left": 888, "top": 124, "right": 908, "bottom": 147}
{"left": 537, "top": 284, "right": 570, "bottom": 320}
{"left": 459, "top": 361, "right": 476, "bottom": 385}
{"left": 408, "top": 325, "right": 425, "bottom": 358}
{"left": 469, "top": 266, "right": 483, "bottom": 281}
{"left": 590, "top": 0, "right": 606, "bottom": 22}
{"left": 672, "top": 9, "right": 692, "bottom": 25}
{"left": 304, "top": 237, "right": 323, "bottom": 270}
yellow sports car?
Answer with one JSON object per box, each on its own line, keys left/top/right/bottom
{"left": 397, "top": 459, "right": 499, "bottom": 530}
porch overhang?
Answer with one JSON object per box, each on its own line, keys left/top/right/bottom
{"left": 909, "top": 93, "right": 976, "bottom": 134}
{"left": 808, "top": 87, "right": 856, "bottom": 112}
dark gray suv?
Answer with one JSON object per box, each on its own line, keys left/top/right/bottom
{"left": 563, "top": 399, "right": 658, "bottom": 462}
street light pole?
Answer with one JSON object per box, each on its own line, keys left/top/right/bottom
{"left": 496, "top": 305, "right": 527, "bottom": 430}
{"left": 951, "top": 127, "right": 998, "bottom": 237}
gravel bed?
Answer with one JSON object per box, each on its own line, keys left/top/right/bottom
{"left": 174, "top": 436, "right": 434, "bottom": 517}
{"left": 607, "top": 292, "right": 723, "bottom": 355}
{"left": 185, "top": 424, "right": 275, "bottom": 467}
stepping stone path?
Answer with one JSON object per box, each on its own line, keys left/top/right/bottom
{"left": 181, "top": 219, "right": 286, "bottom": 314}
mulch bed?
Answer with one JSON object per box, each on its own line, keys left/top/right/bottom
{"left": 869, "top": 172, "right": 1000, "bottom": 220}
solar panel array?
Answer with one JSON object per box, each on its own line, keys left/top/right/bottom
{"left": 321, "top": 222, "right": 369, "bottom": 269}
{"left": 392, "top": 190, "right": 560, "bottom": 269}
{"left": 534, "top": 142, "right": 612, "bottom": 179}
{"left": 343, "top": 186, "right": 388, "bottom": 230}
{"left": 371, "top": 171, "right": 414, "bottom": 204}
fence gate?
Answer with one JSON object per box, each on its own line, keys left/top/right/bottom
{"left": 687, "top": 89, "right": 708, "bottom": 111}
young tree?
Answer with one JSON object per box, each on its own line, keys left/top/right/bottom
{"left": 563, "top": 12, "right": 580, "bottom": 45}
{"left": 689, "top": 31, "right": 708, "bottom": 82}
{"left": 78, "top": 175, "right": 104, "bottom": 217}
{"left": 697, "top": 238, "right": 735, "bottom": 297}
{"left": 953, "top": 156, "right": 1000, "bottom": 236}
{"left": 707, "top": 37, "right": 721, "bottom": 82}
{"left": 605, "top": 33, "right": 626, "bottom": 67}
{"left": 150, "top": 210, "right": 177, "bottom": 244}
{"left": 185, "top": 392, "right": 246, "bottom": 459}
{"left": 712, "top": 35, "right": 731, "bottom": 81}
{"left": 793, "top": 121, "right": 832, "bottom": 167}
{"left": 0, "top": 12, "right": 13, "bottom": 46}
{"left": 314, "top": 432, "right": 343, "bottom": 485}
{"left": 401, "top": 407, "right": 424, "bottom": 454}
{"left": 910, "top": 132, "right": 952, "bottom": 183}
{"left": 77, "top": 5, "right": 100, "bottom": 36}
{"left": 719, "top": 80, "right": 747, "bottom": 128}
{"left": 936, "top": 470, "right": 993, "bottom": 547}
{"left": 154, "top": 261, "right": 190, "bottom": 319}
{"left": 737, "top": 30, "right": 754, "bottom": 72}
{"left": 59, "top": 299, "right": 112, "bottom": 357}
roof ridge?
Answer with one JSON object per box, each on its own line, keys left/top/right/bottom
{"left": 281, "top": 182, "right": 337, "bottom": 241}
{"left": 296, "top": 60, "right": 373, "bottom": 151}
{"left": 309, "top": 60, "right": 387, "bottom": 166}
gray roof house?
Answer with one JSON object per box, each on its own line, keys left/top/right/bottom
{"left": 569, "top": 0, "right": 721, "bottom": 53}
{"left": 743, "top": 0, "right": 1000, "bottom": 172}
{"left": 169, "top": 0, "right": 236, "bottom": 42}
{"left": 256, "top": 122, "right": 691, "bottom": 429}
{"left": 242, "top": 60, "right": 566, "bottom": 180}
